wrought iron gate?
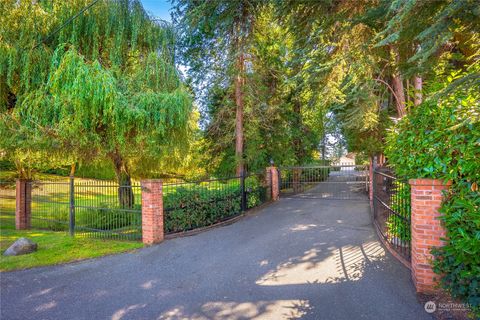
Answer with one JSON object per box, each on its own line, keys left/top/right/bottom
{"left": 278, "top": 164, "right": 369, "bottom": 200}
{"left": 372, "top": 168, "right": 411, "bottom": 262}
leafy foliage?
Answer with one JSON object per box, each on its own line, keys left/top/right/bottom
{"left": 385, "top": 72, "right": 480, "bottom": 182}
{"left": 386, "top": 70, "right": 480, "bottom": 316}
{"left": 164, "top": 186, "right": 242, "bottom": 234}
{"left": 0, "top": 0, "right": 193, "bottom": 181}
{"left": 432, "top": 182, "right": 480, "bottom": 314}
{"left": 175, "top": 2, "right": 327, "bottom": 174}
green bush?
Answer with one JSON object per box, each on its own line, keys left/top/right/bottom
{"left": 163, "top": 175, "right": 268, "bottom": 233}
{"left": 385, "top": 91, "right": 479, "bottom": 183}
{"left": 163, "top": 184, "right": 242, "bottom": 233}
{"left": 246, "top": 175, "right": 267, "bottom": 208}
{"left": 386, "top": 215, "right": 411, "bottom": 242}
{"left": 432, "top": 182, "right": 480, "bottom": 314}
{"left": 386, "top": 82, "right": 480, "bottom": 316}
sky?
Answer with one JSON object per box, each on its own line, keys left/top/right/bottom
{"left": 140, "top": 0, "right": 173, "bottom": 22}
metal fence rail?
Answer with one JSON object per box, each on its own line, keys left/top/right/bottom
{"left": 73, "top": 180, "right": 142, "bottom": 240}
{"left": 26, "top": 179, "right": 142, "bottom": 240}
{"left": 0, "top": 181, "right": 16, "bottom": 227}
{"left": 163, "top": 172, "right": 269, "bottom": 235}
{"left": 5, "top": 172, "right": 271, "bottom": 240}
{"left": 278, "top": 165, "right": 369, "bottom": 200}
{"left": 372, "top": 168, "right": 411, "bottom": 262}
{"left": 30, "top": 180, "right": 70, "bottom": 231}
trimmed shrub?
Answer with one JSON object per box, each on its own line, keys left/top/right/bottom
{"left": 163, "top": 175, "right": 266, "bottom": 234}
{"left": 163, "top": 185, "right": 242, "bottom": 233}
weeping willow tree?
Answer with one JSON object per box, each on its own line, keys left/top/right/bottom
{"left": 0, "top": 0, "right": 192, "bottom": 207}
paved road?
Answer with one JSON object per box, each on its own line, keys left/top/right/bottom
{"left": 1, "top": 195, "right": 431, "bottom": 320}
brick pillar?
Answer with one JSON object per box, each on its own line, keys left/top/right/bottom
{"left": 409, "top": 178, "right": 451, "bottom": 293}
{"left": 15, "top": 179, "right": 31, "bottom": 230}
{"left": 267, "top": 167, "right": 279, "bottom": 201}
{"left": 141, "top": 180, "right": 164, "bottom": 245}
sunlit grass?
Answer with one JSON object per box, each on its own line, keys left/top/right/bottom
{"left": 0, "top": 229, "right": 143, "bottom": 272}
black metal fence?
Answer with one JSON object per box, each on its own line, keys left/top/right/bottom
{"left": 372, "top": 168, "right": 411, "bottom": 262}
{"left": 28, "top": 179, "right": 142, "bottom": 240}
{"left": 73, "top": 180, "right": 142, "bottom": 240}
{"left": 0, "top": 181, "right": 16, "bottom": 228}
{"left": 278, "top": 165, "right": 369, "bottom": 200}
{"left": 30, "top": 180, "right": 70, "bottom": 231}
{"left": 4, "top": 171, "right": 272, "bottom": 240}
{"left": 163, "top": 172, "right": 269, "bottom": 234}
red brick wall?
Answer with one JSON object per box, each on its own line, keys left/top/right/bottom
{"left": 409, "top": 178, "right": 451, "bottom": 293}
{"left": 141, "top": 180, "right": 164, "bottom": 245}
{"left": 15, "top": 179, "right": 31, "bottom": 230}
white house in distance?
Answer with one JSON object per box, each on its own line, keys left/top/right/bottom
{"left": 332, "top": 153, "right": 356, "bottom": 170}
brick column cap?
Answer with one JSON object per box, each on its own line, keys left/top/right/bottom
{"left": 141, "top": 179, "right": 163, "bottom": 183}
{"left": 409, "top": 178, "right": 451, "bottom": 186}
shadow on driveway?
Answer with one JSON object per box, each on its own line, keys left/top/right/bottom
{"left": 0, "top": 198, "right": 431, "bottom": 320}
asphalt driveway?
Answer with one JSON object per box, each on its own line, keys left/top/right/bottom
{"left": 0, "top": 196, "right": 431, "bottom": 320}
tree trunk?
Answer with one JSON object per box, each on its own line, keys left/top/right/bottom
{"left": 69, "top": 163, "right": 76, "bottom": 177}
{"left": 391, "top": 75, "right": 406, "bottom": 117}
{"left": 292, "top": 100, "right": 305, "bottom": 164}
{"left": 413, "top": 75, "right": 423, "bottom": 106}
{"left": 109, "top": 151, "right": 134, "bottom": 208}
{"left": 390, "top": 46, "right": 406, "bottom": 117}
{"left": 234, "top": 36, "right": 245, "bottom": 176}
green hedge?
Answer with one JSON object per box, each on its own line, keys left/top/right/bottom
{"left": 163, "top": 186, "right": 242, "bottom": 233}
{"left": 163, "top": 175, "right": 266, "bottom": 234}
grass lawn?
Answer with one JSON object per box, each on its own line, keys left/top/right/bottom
{"left": 0, "top": 228, "right": 143, "bottom": 272}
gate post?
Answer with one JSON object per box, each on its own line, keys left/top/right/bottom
{"left": 15, "top": 179, "right": 32, "bottom": 230}
{"left": 409, "top": 178, "right": 450, "bottom": 293}
{"left": 69, "top": 176, "right": 75, "bottom": 237}
{"left": 369, "top": 157, "right": 374, "bottom": 208}
{"left": 266, "top": 167, "right": 279, "bottom": 201}
{"left": 141, "top": 179, "right": 164, "bottom": 245}
{"left": 240, "top": 171, "right": 247, "bottom": 211}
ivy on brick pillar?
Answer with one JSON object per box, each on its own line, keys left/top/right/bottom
{"left": 15, "top": 179, "right": 31, "bottom": 230}
{"left": 141, "top": 179, "right": 164, "bottom": 245}
{"left": 409, "top": 178, "right": 451, "bottom": 293}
